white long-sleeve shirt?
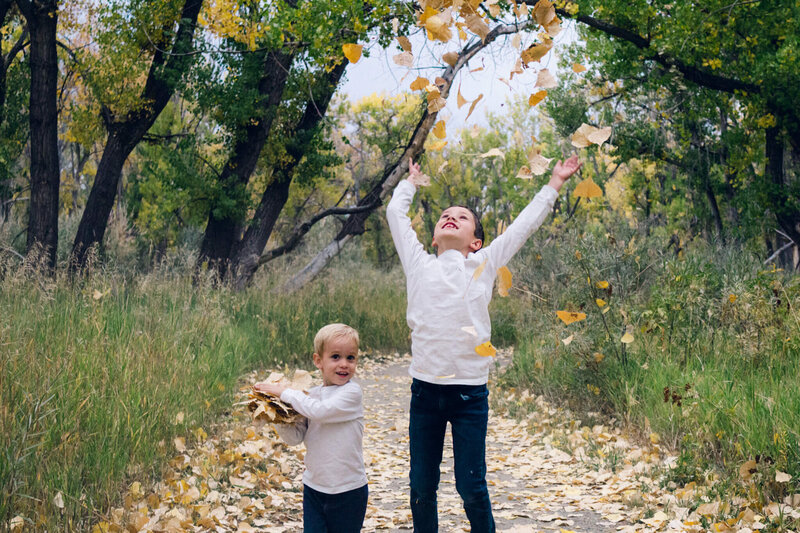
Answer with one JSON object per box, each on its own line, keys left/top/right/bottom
{"left": 274, "top": 381, "right": 367, "bottom": 494}
{"left": 386, "top": 179, "right": 559, "bottom": 385}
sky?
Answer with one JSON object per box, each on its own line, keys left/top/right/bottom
{"left": 338, "top": 23, "right": 580, "bottom": 135}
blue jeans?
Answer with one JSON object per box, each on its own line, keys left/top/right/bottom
{"left": 409, "top": 378, "right": 495, "bottom": 533}
{"left": 303, "top": 484, "right": 368, "bottom": 533}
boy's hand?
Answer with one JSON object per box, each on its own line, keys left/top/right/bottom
{"left": 548, "top": 154, "right": 582, "bottom": 192}
{"left": 254, "top": 382, "right": 288, "bottom": 397}
{"left": 406, "top": 158, "right": 430, "bottom": 188}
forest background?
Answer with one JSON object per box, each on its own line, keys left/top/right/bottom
{"left": 1, "top": 0, "right": 799, "bottom": 529}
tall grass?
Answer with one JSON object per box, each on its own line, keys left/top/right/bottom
{"left": 500, "top": 220, "right": 800, "bottom": 501}
{"left": 0, "top": 258, "right": 408, "bottom": 530}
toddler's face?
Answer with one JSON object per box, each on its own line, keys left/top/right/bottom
{"left": 432, "top": 206, "right": 481, "bottom": 254}
{"left": 313, "top": 336, "right": 359, "bottom": 387}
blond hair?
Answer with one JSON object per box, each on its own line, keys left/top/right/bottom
{"left": 314, "top": 323, "right": 360, "bottom": 355}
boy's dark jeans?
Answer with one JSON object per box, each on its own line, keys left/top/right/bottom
{"left": 303, "top": 484, "right": 368, "bottom": 533}
{"left": 409, "top": 378, "right": 496, "bottom": 533}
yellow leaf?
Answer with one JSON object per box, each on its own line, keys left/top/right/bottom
{"left": 516, "top": 166, "right": 533, "bottom": 179}
{"left": 397, "top": 36, "right": 412, "bottom": 52}
{"left": 425, "top": 14, "right": 452, "bottom": 42}
{"left": 535, "top": 68, "right": 558, "bottom": 88}
{"left": 739, "top": 459, "right": 757, "bottom": 479}
{"left": 649, "top": 432, "right": 660, "bottom": 444}
{"left": 593, "top": 352, "right": 605, "bottom": 363}
{"left": 587, "top": 126, "right": 612, "bottom": 146}
{"left": 562, "top": 334, "right": 574, "bottom": 346}
{"left": 410, "top": 77, "right": 429, "bottom": 91}
{"left": 92, "top": 289, "right": 104, "bottom": 300}
{"left": 472, "top": 257, "right": 488, "bottom": 280}
{"left": 475, "top": 341, "right": 496, "bottom": 357}
{"left": 573, "top": 178, "right": 603, "bottom": 198}
{"left": 620, "top": 332, "right": 634, "bottom": 344}
{"left": 556, "top": 311, "right": 586, "bottom": 325}
{"left": 433, "top": 120, "right": 447, "bottom": 139}
{"left": 497, "top": 266, "right": 512, "bottom": 297}
{"left": 428, "top": 140, "right": 447, "bottom": 151}
{"left": 480, "top": 148, "right": 505, "bottom": 159}
{"left": 572, "top": 63, "right": 587, "bottom": 73}
{"left": 527, "top": 149, "right": 552, "bottom": 175}
{"left": 342, "top": 43, "right": 363, "bottom": 63}
{"left": 442, "top": 51, "right": 459, "bottom": 66}
{"left": 427, "top": 96, "right": 447, "bottom": 113}
{"left": 393, "top": 51, "right": 414, "bottom": 67}
{"left": 457, "top": 83, "right": 468, "bottom": 108}
{"left": 466, "top": 93, "right": 484, "bottom": 121}
{"left": 521, "top": 40, "right": 553, "bottom": 64}
{"left": 174, "top": 436, "right": 186, "bottom": 452}
{"left": 528, "top": 90, "right": 547, "bottom": 107}
{"left": 595, "top": 298, "right": 607, "bottom": 308}
{"left": 465, "top": 13, "right": 490, "bottom": 41}
{"left": 728, "top": 294, "right": 737, "bottom": 303}
{"left": 596, "top": 280, "right": 609, "bottom": 289}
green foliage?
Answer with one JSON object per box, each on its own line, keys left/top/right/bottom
{"left": 0, "top": 260, "right": 407, "bottom": 529}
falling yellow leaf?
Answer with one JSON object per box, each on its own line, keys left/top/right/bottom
{"left": 425, "top": 14, "right": 453, "bottom": 42}
{"left": 433, "top": 120, "right": 447, "bottom": 139}
{"left": 466, "top": 93, "right": 484, "bottom": 121}
{"left": 587, "top": 126, "right": 612, "bottom": 146}
{"left": 442, "top": 51, "right": 459, "bottom": 66}
{"left": 533, "top": 0, "right": 557, "bottom": 27}
{"left": 397, "top": 35, "right": 412, "bottom": 52}
{"left": 573, "top": 178, "right": 603, "bottom": 199}
{"left": 465, "top": 13, "right": 490, "bottom": 41}
{"left": 561, "top": 334, "right": 574, "bottom": 346}
{"left": 475, "top": 341, "right": 496, "bottom": 357}
{"left": 427, "top": 95, "right": 447, "bottom": 113}
{"left": 480, "top": 148, "right": 505, "bottom": 159}
{"left": 457, "top": 83, "right": 468, "bottom": 108}
{"left": 516, "top": 166, "right": 533, "bottom": 179}
{"left": 572, "top": 63, "right": 587, "bottom": 73}
{"left": 410, "top": 77, "right": 429, "bottom": 91}
{"left": 535, "top": 68, "right": 558, "bottom": 88}
{"left": 527, "top": 150, "right": 553, "bottom": 175}
{"left": 428, "top": 140, "right": 447, "bottom": 151}
{"left": 596, "top": 280, "right": 609, "bottom": 289}
{"left": 521, "top": 40, "right": 553, "bottom": 64}
{"left": 393, "top": 51, "right": 414, "bottom": 67}
{"left": 595, "top": 298, "right": 607, "bottom": 308}
{"left": 572, "top": 123, "right": 612, "bottom": 147}
{"left": 472, "top": 257, "right": 488, "bottom": 280}
{"left": 528, "top": 90, "right": 547, "bottom": 107}
{"left": 556, "top": 311, "right": 586, "bottom": 325}
{"left": 497, "top": 266, "right": 512, "bottom": 297}
{"left": 342, "top": 43, "right": 363, "bottom": 63}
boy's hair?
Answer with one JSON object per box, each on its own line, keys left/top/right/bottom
{"left": 453, "top": 204, "right": 485, "bottom": 244}
{"left": 314, "top": 323, "right": 360, "bottom": 355}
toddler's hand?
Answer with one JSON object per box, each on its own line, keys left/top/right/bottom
{"left": 254, "top": 382, "right": 288, "bottom": 397}
{"left": 406, "top": 158, "right": 430, "bottom": 187}
{"left": 548, "top": 154, "right": 582, "bottom": 192}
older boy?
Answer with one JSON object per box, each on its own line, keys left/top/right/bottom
{"left": 386, "top": 155, "right": 581, "bottom": 532}
{"left": 255, "top": 323, "right": 367, "bottom": 533}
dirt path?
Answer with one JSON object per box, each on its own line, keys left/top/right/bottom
{"left": 99, "top": 351, "right": 677, "bottom": 532}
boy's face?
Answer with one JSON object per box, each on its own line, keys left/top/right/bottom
{"left": 313, "top": 335, "right": 359, "bottom": 387}
{"left": 432, "top": 206, "right": 482, "bottom": 256}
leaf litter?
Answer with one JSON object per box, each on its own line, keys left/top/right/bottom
{"left": 89, "top": 351, "right": 800, "bottom": 532}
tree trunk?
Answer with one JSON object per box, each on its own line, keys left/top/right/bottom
{"left": 229, "top": 59, "right": 348, "bottom": 289}
{"left": 766, "top": 126, "right": 800, "bottom": 249}
{"left": 70, "top": 0, "right": 204, "bottom": 271}
{"left": 19, "top": 0, "right": 59, "bottom": 271}
{"left": 196, "top": 49, "right": 294, "bottom": 277}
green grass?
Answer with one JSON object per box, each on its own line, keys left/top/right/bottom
{"left": 0, "top": 262, "right": 408, "bottom": 530}
{"left": 500, "top": 222, "right": 800, "bottom": 504}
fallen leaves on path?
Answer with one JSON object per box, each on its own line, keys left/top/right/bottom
{"left": 88, "top": 351, "right": 800, "bottom": 532}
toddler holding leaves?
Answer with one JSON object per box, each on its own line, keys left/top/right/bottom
{"left": 255, "top": 323, "right": 367, "bottom": 533}
{"left": 386, "top": 155, "right": 581, "bottom": 532}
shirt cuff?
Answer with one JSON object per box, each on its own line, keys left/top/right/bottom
{"left": 540, "top": 184, "right": 559, "bottom": 202}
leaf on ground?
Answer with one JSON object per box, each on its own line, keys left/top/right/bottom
{"left": 557, "top": 311, "right": 586, "bottom": 325}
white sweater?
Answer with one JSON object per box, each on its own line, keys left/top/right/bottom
{"left": 275, "top": 381, "right": 367, "bottom": 494}
{"left": 386, "top": 179, "right": 559, "bottom": 385}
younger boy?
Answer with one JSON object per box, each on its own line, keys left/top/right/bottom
{"left": 255, "top": 323, "right": 367, "bottom": 533}
{"left": 386, "top": 155, "right": 582, "bottom": 532}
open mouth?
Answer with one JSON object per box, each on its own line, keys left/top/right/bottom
{"left": 442, "top": 222, "right": 457, "bottom": 229}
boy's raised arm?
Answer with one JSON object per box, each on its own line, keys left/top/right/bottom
{"left": 386, "top": 158, "right": 428, "bottom": 272}
{"left": 281, "top": 384, "right": 363, "bottom": 424}
{"left": 484, "top": 155, "right": 582, "bottom": 267}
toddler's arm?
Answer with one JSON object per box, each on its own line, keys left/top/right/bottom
{"left": 281, "top": 383, "right": 362, "bottom": 424}
{"left": 273, "top": 417, "right": 308, "bottom": 446}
